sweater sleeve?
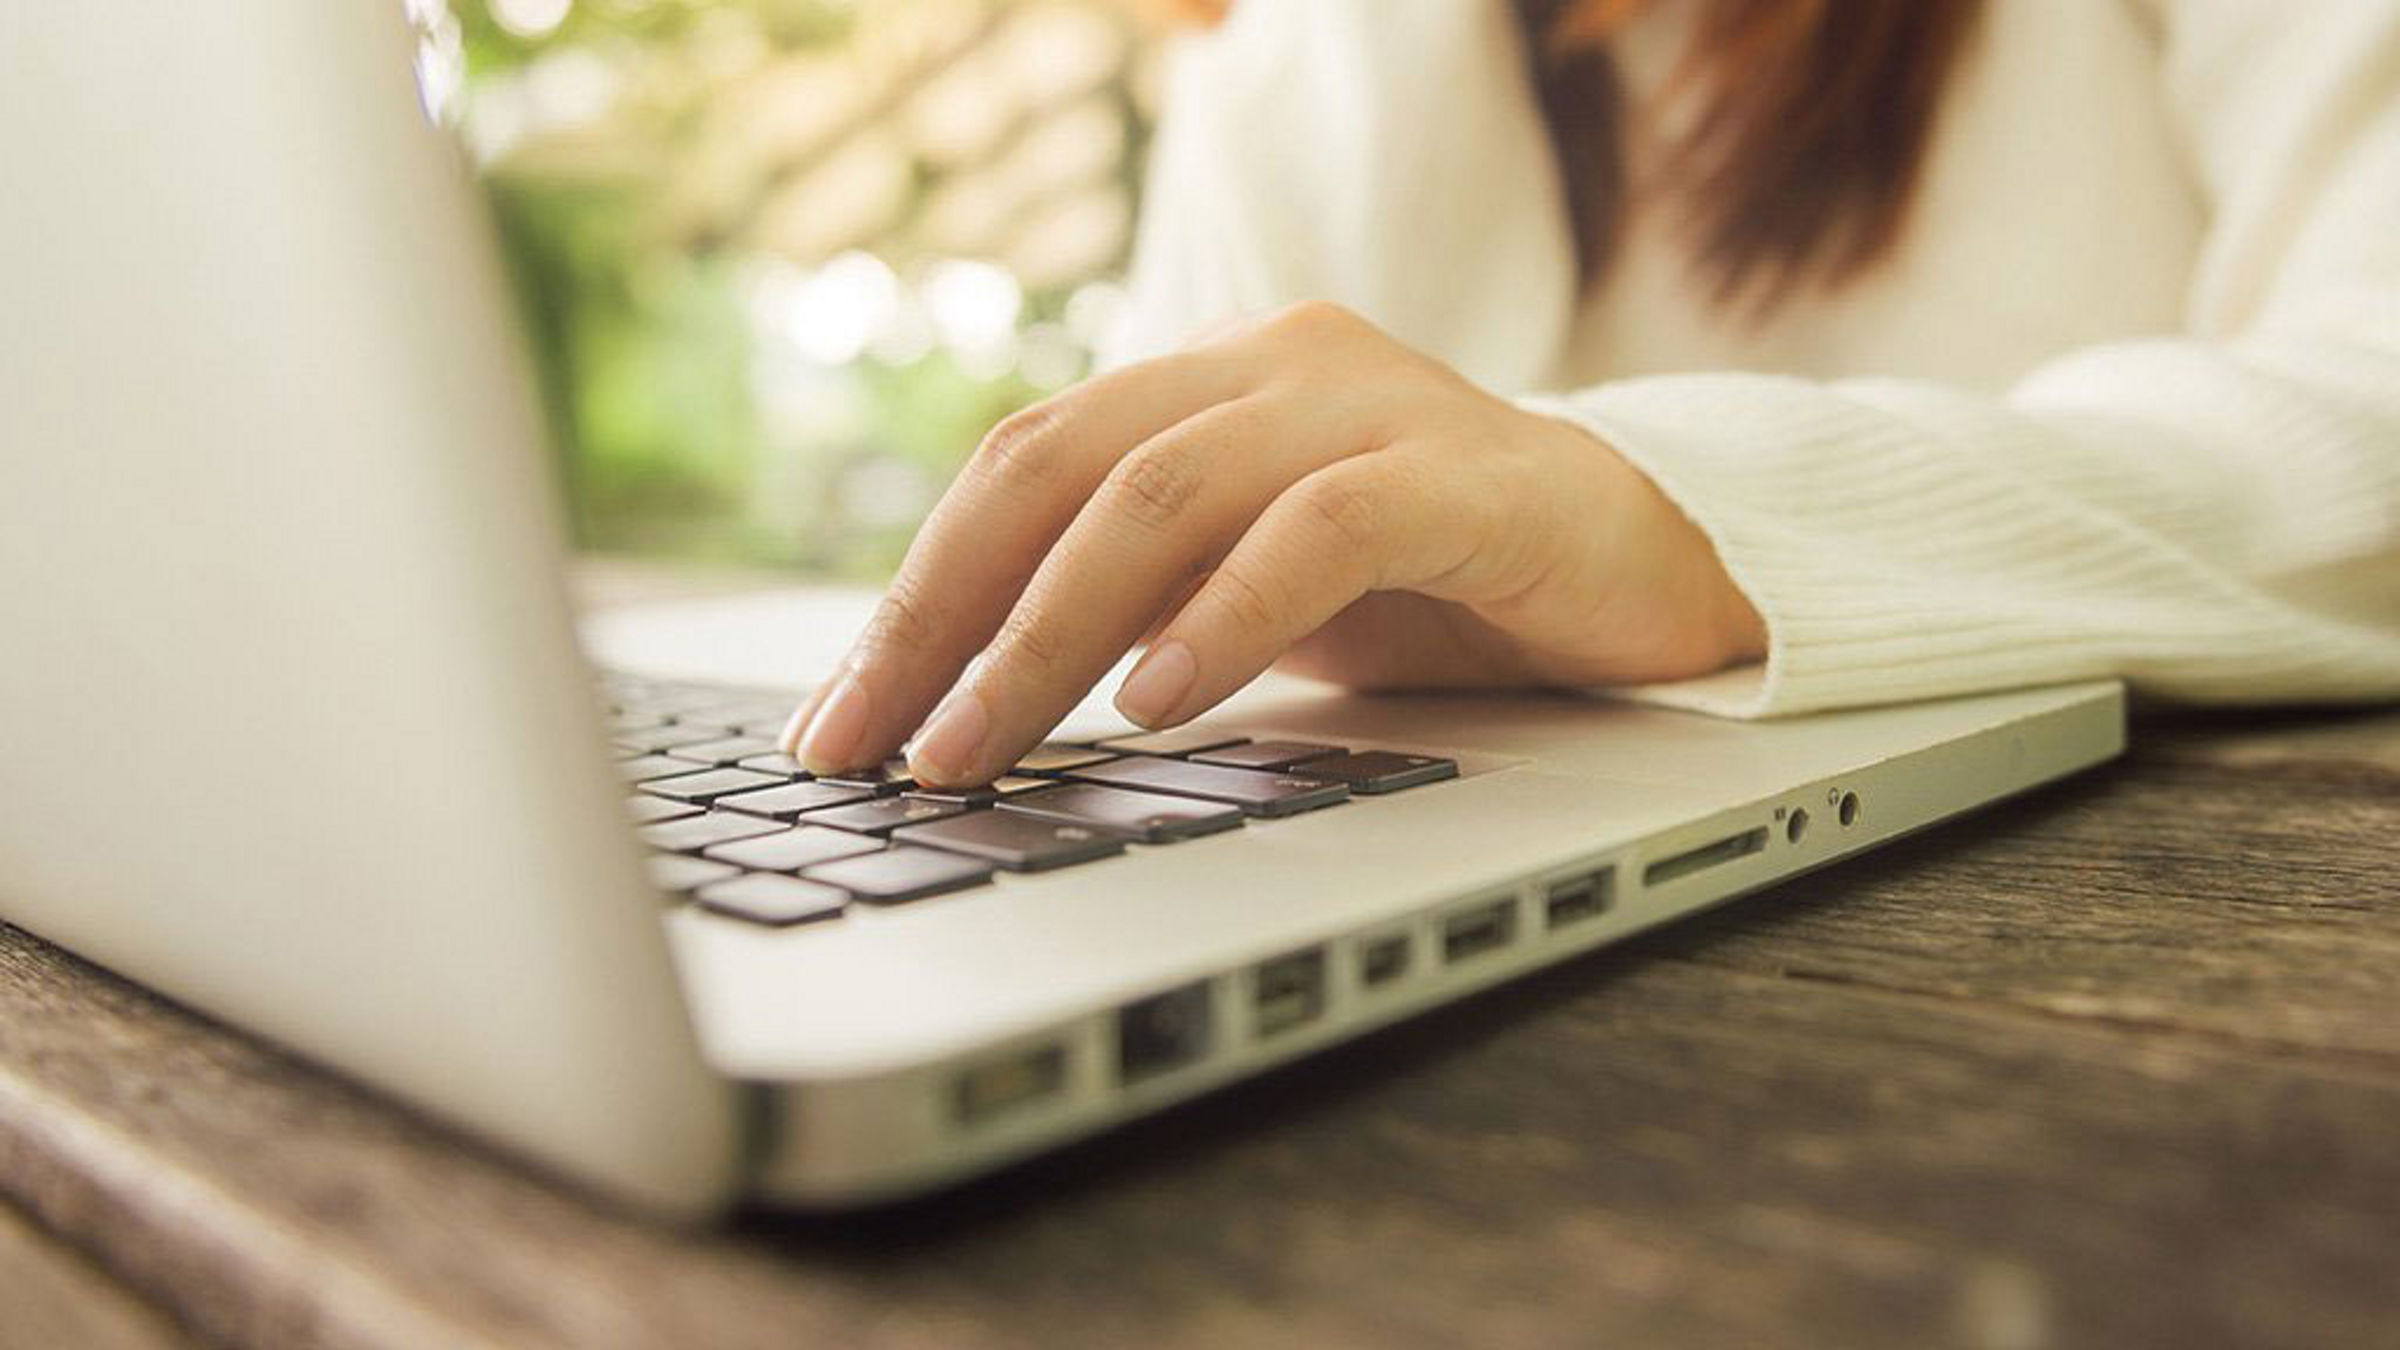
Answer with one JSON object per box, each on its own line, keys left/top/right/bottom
{"left": 1114, "top": 0, "right": 2400, "bottom": 717}
{"left": 1528, "top": 0, "right": 2400, "bottom": 716}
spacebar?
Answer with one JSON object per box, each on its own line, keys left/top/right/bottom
{"left": 1064, "top": 756, "right": 1351, "bottom": 818}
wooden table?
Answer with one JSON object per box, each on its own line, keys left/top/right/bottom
{"left": 3, "top": 705, "right": 2395, "bottom": 1350}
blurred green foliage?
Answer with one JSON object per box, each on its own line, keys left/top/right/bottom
{"left": 419, "top": 0, "right": 1149, "bottom": 575}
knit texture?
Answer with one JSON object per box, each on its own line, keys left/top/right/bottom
{"left": 1111, "top": 0, "right": 2400, "bottom": 716}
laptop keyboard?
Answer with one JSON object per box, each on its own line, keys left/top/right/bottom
{"left": 603, "top": 673, "right": 1460, "bottom": 930}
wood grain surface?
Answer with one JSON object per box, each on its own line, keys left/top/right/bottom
{"left": 1, "top": 707, "right": 2394, "bottom": 1350}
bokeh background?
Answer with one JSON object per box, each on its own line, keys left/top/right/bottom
{"left": 405, "top": 0, "right": 1168, "bottom": 576}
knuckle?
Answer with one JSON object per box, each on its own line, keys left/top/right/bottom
{"left": 991, "top": 608, "right": 1071, "bottom": 681}
{"left": 1291, "top": 470, "right": 1384, "bottom": 555}
{"left": 1268, "top": 299, "right": 1359, "bottom": 339}
{"left": 969, "top": 401, "right": 1065, "bottom": 492}
{"left": 862, "top": 577, "right": 945, "bottom": 655}
{"left": 1207, "top": 563, "right": 1283, "bottom": 639}
{"left": 1102, "top": 438, "right": 1209, "bottom": 532}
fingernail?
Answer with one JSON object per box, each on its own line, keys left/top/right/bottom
{"left": 909, "top": 687, "right": 989, "bottom": 784}
{"left": 794, "top": 671, "right": 870, "bottom": 773}
{"left": 1115, "top": 640, "right": 1196, "bottom": 728}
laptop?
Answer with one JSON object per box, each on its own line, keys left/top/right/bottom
{"left": 0, "top": 3, "right": 2123, "bottom": 1214}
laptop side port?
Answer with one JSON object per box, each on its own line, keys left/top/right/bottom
{"left": 1357, "top": 932, "right": 1411, "bottom": 990}
{"left": 1643, "top": 826, "right": 1768, "bottom": 887}
{"left": 1441, "top": 896, "right": 1518, "bottom": 965}
{"left": 1542, "top": 868, "right": 1614, "bottom": 929}
{"left": 1251, "top": 947, "right": 1326, "bottom": 1038}
{"left": 1116, "top": 981, "right": 1213, "bottom": 1083}
{"left": 953, "top": 1042, "right": 1067, "bottom": 1127}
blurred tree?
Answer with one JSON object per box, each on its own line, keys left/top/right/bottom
{"left": 410, "top": 0, "right": 1159, "bottom": 574}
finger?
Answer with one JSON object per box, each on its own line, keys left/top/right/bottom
{"left": 903, "top": 390, "right": 1365, "bottom": 785}
{"left": 780, "top": 348, "right": 1253, "bottom": 772}
{"left": 1114, "top": 452, "right": 1486, "bottom": 727}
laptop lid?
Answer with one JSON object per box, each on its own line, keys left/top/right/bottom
{"left": 0, "top": 2, "right": 743, "bottom": 1213}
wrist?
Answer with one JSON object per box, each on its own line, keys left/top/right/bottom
{"left": 1613, "top": 438, "right": 1769, "bottom": 668}
{"left": 1529, "top": 405, "right": 1769, "bottom": 677}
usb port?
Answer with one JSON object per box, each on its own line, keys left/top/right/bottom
{"left": 953, "top": 1043, "right": 1066, "bottom": 1126}
{"left": 1116, "top": 981, "right": 1213, "bottom": 1083}
{"left": 1543, "top": 868, "right": 1613, "bottom": 929}
{"left": 1358, "top": 933, "right": 1411, "bottom": 989}
{"left": 1441, "top": 898, "right": 1517, "bottom": 965}
{"left": 1251, "top": 947, "right": 1326, "bottom": 1037}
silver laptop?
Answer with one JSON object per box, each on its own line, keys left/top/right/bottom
{"left": 0, "top": 3, "right": 2123, "bottom": 1214}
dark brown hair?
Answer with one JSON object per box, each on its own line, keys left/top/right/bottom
{"left": 1515, "top": 0, "right": 1984, "bottom": 312}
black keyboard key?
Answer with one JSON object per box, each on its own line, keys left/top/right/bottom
{"left": 1095, "top": 727, "right": 1248, "bottom": 757}
{"left": 641, "top": 767, "right": 791, "bottom": 804}
{"left": 805, "top": 795, "right": 967, "bottom": 836}
{"left": 614, "top": 723, "right": 739, "bottom": 754}
{"left": 909, "top": 776, "right": 1054, "bottom": 804}
{"left": 627, "top": 795, "right": 702, "bottom": 825}
{"left": 906, "top": 782, "right": 1001, "bottom": 805}
{"left": 618, "top": 754, "right": 702, "bottom": 783}
{"left": 804, "top": 846, "right": 994, "bottom": 904}
{"left": 639, "top": 812, "right": 788, "bottom": 854}
{"left": 646, "top": 854, "right": 742, "bottom": 895}
{"left": 1292, "top": 750, "right": 1459, "bottom": 794}
{"left": 682, "top": 699, "right": 803, "bottom": 732}
{"left": 1001, "top": 783, "right": 1245, "bottom": 844}
{"left": 638, "top": 688, "right": 759, "bottom": 718}
{"left": 735, "top": 752, "right": 810, "bottom": 777}
{"left": 694, "top": 874, "right": 848, "bottom": 927}
{"left": 895, "top": 810, "right": 1128, "bottom": 871}
{"left": 1190, "top": 740, "right": 1344, "bottom": 771}
{"left": 1066, "top": 757, "right": 1351, "bottom": 818}
{"left": 816, "top": 759, "right": 917, "bottom": 794}
{"left": 665, "top": 735, "right": 783, "bottom": 767}
{"left": 1014, "top": 744, "right": 1118, "bottom": 775}
{"left": 713, "top": 780, "right": 877, "bottom": 820}
{"left": 703, "top": 825, "right": 882, "bottom": 872}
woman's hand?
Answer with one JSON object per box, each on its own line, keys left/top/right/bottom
{"left": 780, "top": 302, "right": 1766, "bottom": 786}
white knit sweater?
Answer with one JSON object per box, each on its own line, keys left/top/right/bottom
{"left": 1107, "top": 0, "right": 2400, "bottom": 716}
